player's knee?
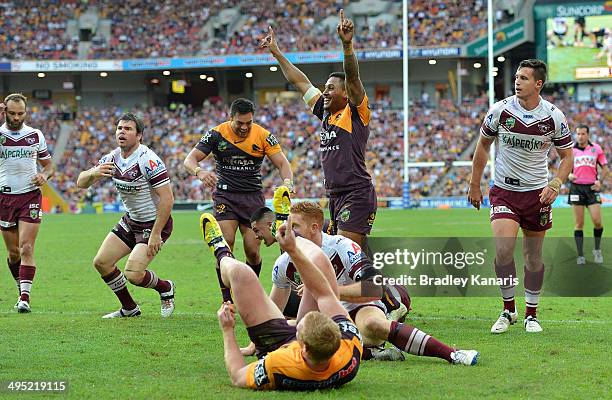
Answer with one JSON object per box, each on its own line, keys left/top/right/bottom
{"left": 124, "top": 269, "right": 145, "bottom": 285}
{"left": 243, "top": 247, "right": 260, "bottom": 264}
{"left": 8, "top": 249, "right": 20, "bottom": 262}
{"left": 19, "top": 242, "right": 34, "bottom": 258}
{"left": 226, "top": 262, "right": 255, "bottom": 286}
{"left": 359, "top": 314, "right": 388, "bottom": 341}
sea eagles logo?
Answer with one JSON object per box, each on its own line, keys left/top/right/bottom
{"left": 142, "top": 229, "right": 151, "bottom": 239}
{"left": 504, "top": 117, "right": 515, "bottom": 129}
{"left": 538, "top": 124, "right": 550, "bottom": 133}
{"left": 25, "top": 137, "right": 36, "bottom": 144}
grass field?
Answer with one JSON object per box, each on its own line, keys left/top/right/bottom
{"left": 0, "top": 208, "right": 610, "bottom": 399}
{"left": 546, "top": 15, "right": 612, "bottom": 82}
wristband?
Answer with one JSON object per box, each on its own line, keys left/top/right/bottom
{"left": 303, "top": 86, "right": 322, "bottom": 106}
{"left": 193, "top": 166, "right": 202, "bottom": 176}
{"left": 547, "top": 177, "right": 563, "bottom": 193}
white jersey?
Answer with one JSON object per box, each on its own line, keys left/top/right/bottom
{"left": 480, "top": 95, "right": 573, "bottom": 191}
{"left": 272, "top": 233, "right": 385, "bottom": 314}
{"left": 98, "top": 144, "right": 170, "bottom": 222}
{"left": 0, "top": 123, "right": 51, "bottom": 195}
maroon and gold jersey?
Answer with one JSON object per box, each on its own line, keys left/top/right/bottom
{"left": 245, "top": 315, "right": 362, "bottom": 390}
{"left": 311, "top": 95, "right": 373, "bottom": 194}
{"left": 195, "top": 121, "right": 281, "bottom": 192}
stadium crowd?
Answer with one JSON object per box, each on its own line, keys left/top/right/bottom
{"left": 1, "top": 0, "right": 523, "bottom": 61}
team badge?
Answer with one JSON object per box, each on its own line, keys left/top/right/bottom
{"left": 25, "top": 137, "right": 36, "bottom": 144}
{"left": 539, "top": 207, "right": 550, "bottom": 226}
{"left": 266, "top": 134, "right": 279, "bottom": 146}
{"left": 142, "top": 229, "right": 151, "bottom": 239}
{"left": 30, "top": 209, "right": 39, "bottom": 220}
{"left": 538, "top": 124, "right": 550, "bottom": 133}
{"left": 216, "top": 203, "right": 226, "bottom": 214}
{"left": 339, "top": 209, "right": 351, "bottom": 223}
{"left": 504, "top": 117, "right": 515, "bottom": 129}
{"left": 218, "top": 141, "right": 227, "bottom": 152}
{"left": 591, "top": 148, "right": 596, "bottom": 153}
{"left": 0, "top": 136, "right": 5, "bottom": 145}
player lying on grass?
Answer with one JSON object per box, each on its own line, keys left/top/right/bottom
{"left": 203, "top": 212, "right": 362, "bottom": 390}
{"left": 248, "top": 188, "right": 479, "bottom": 365}
{"left": 77, "top": 113, "right": 175, "bottom": 318}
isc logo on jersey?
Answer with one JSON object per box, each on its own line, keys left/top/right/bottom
{"left": 145, "top": 158, "right": 164, "bottom": 177}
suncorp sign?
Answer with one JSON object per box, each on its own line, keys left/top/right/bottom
{"left": 555, "top": 4, "right": 605, "bottom": 17}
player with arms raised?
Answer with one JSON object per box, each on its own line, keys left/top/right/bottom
{"left": 260, "top": 10, "right": 377, "bottom": 249}
{"left": 0, "top": 94, "right": 55, "bottom": 313}
{"left": 468, "top": 59, "right": 574, "bottom": 333}
{"left": 568, "top": 124, "right": 608, "bottom": 264}
{"left": 77, "top": 113, "right": 175, "bottom": 318}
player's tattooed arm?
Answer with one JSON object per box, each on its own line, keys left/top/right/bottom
{"left": 338, "top": 9, "right": 365, "bottom": 106}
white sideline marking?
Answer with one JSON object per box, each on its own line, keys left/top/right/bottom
{"left": 1, "top": 310, "right": 610, "bottom": 324}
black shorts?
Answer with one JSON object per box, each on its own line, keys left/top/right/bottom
{"left": 212, "top": 190, "right": 265, "bottom": 226}
{"left": 111, "top": 213, "right": 173, "bottom": 249}
{"left": 282, "top": 289, "right": 301, "bottom": 319}
{"left": 246, "top": 318, "right": 296, "bottom": 359}
{"left": 327, "top": 185, "right": 377, "bottom": 236}
{"left": 568, "top": 183, "right": 601, "bottom": 206}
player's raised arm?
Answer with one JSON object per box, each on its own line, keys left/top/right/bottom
{"left": 276, "top": 217, "right": 347, "bottom": 318}
{"left": 337, "top": 9, "right": 365, "bottom": 106}
{"left": 260, "top": 27, "right": 316, "bottom": 97}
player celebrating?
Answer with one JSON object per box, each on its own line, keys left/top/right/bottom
{"left": 77, "top": 113, "right": 175, "bottom": 318}
{"left": 468, "top": 59, "right": 574, "bottom": 333}
{"left": 203, "top": 213, "right": 362, "bottom": 390}
{"left": 260, "top": 10, "right": 377, "bottom": 249}
{"left": 184, "top": 98, "right": 292, "bottom": 297}
{"left": 251, "top": 200, "right": 478, "bottom": 365}
{"left": 0, "top": 94, "right": 55, "bottom": 313}
{"left": 568, "top": 125, "right": 608, "bottom": 264}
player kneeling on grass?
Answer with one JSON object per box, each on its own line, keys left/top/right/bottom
{"left": 203, "top": 212, "right": 362, "bottom": 390}
{"left": 77, "top": 113, "right": 175, "bottom": 318}
{"left": 250, "top": 189, "right": 479, "bottom": 365}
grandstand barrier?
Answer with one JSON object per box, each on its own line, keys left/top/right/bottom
{"left": 71, "top": 194, "right": 612, "bottom": 214}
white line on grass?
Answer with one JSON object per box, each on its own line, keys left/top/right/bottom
{"left": 1, "top": 310, "right": 610, "bottom": 324}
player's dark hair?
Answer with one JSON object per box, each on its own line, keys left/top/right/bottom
{"left": 250, "top": 207, "right": 274, "bottom": 223}
{"left": 328, "top": 72, "right": 346, "bottom": 83}
{"left": 4, "top": 93, "right": 27, "bottom": 107}
{"left": 230, "top": 98, "right": 255, "bottom": 116}
{"left": 518, "top": 59, "right": 547, "bottom": 86}
{"left": 576, "top": 124, "right": 589, "bottom": 134}
{"left": 118, "top": 113, "right": 144, "bottom": 134}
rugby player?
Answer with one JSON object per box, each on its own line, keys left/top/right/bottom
{"left": 568, "top": 125, "right": 607, "bottom": 264}
{"left": 0, "top": 94, "right": 55, "bottom": 313}
{"left": 250, "top": 200, "right": 479, "bottom": 365}
{"left": 77, "top": 113, "right": 175, "bottom": 318}
{"left": 260, "top": 10, "right": 377, "bottom": 249}
{"left": 203, "top": 213, "right": 362, "bottom": 390}
{"left": 184, "top": 98, "right": 292, "bottom": 302}
{"left": 468, "top": 59, "right": 574, "bottom": 333}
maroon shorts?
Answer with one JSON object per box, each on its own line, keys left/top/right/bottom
{"left": 327, "top": 185, "right": 377, "bottom": 236}
{"left": 212, "top": 190, "right": 265, "bottom": 226}
{"left": 246, "top": 318, "right": 297, "bottom": 359}
{"left": 489, "top": 185, "right": 552, "bottom": 231}
{"left": 348, "top": 303, "right": 386, "bottom": 323}
{"left": 0, "top": 190, "right": 43, "bottom": 231}
{"left": 111, "top": 213, "right": 173, "bottom": 249}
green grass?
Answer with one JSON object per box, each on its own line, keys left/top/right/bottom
{"left": 546, "top": 15, "right": 612, "bottom": 82}
{"left": 0, "top": 208, "right": 610, "bottom": 399}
